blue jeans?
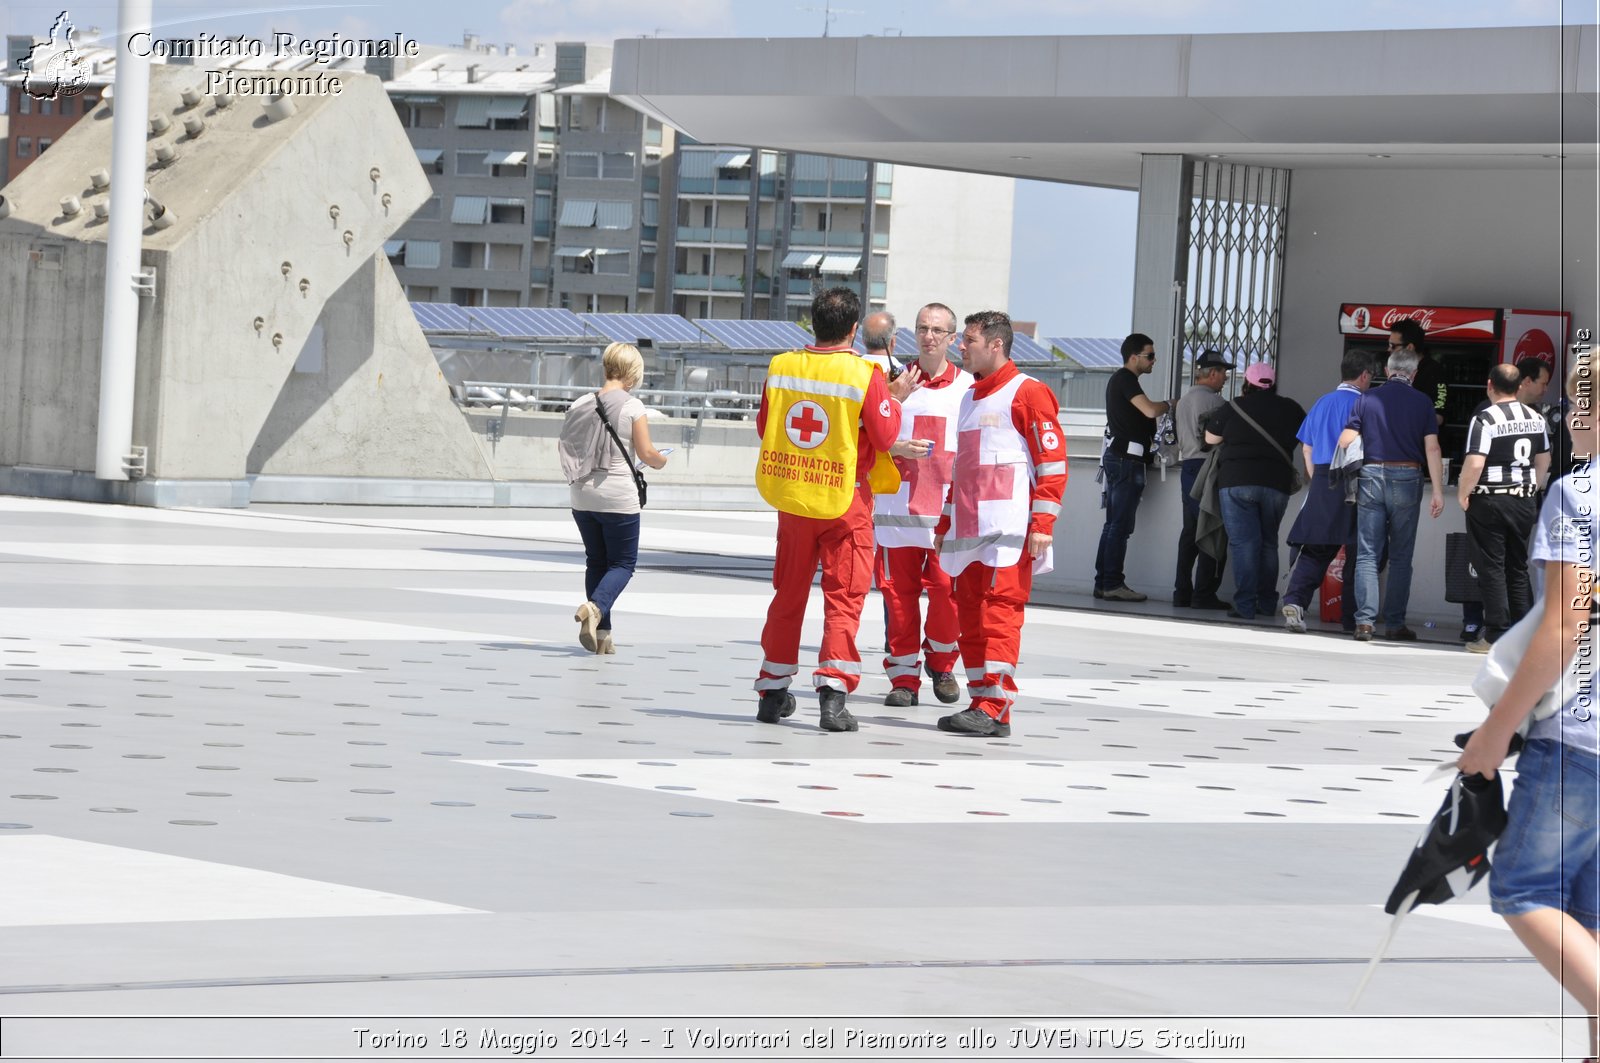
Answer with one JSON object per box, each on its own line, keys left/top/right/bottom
{"left": 571, "top": 510, "right": 641, "bottom": 631}
{"left": 1490, "top": 739, "right": 1600, "bottom": 927}
{"left": 1094, "top": 456, "right": 1146, "bottom": 592}
{"left": 1353, "top": 465, "right": 1422, "bottom": 628}
{"left": 1218, "top": 483, "right": 1288, "bottom": 619}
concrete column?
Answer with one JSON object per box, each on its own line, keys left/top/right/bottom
{"left": 1130, "top": 153, "right": 1191, "bottom": 403}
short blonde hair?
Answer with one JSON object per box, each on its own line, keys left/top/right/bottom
{"left": 602, "top": 342, "right": 644, "bottom": 389}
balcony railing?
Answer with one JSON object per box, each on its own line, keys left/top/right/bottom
{"left": 673, "top": 273, "right": 771, "bottom": 294}
{"left": 529, "top": 266, "right": 552, "bottom": 285}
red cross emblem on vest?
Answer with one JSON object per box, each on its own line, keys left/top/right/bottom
{"left": 898, "top": 414, "right": 955, "bottom": 517}
{"left": 785, "top": 400, "right": 830, "bottom": 450}
{"left": 953, "top": 428, "right": 1016, "bottom": 538}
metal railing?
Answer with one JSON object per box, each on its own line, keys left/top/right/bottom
{"left": 455, "top": 381, "right": 760, "bottom": 420}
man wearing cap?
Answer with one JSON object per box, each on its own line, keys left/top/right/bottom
{"left": 1280, "top": 348, "right": 1375, "bottom": 634}
{"left": 1203, "top": 362, "right": 1306, "bottom": 621}
{"left": 1337, "top": 348, "right": 1446, "bottom": 641}
{"left": 1174, "top": 349, "right": 1233, "bottom": 610}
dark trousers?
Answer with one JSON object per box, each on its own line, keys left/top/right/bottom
{"left": 1094, "top": 455, "right": 1146, "bottom": 592}
{"left": 1284, "top": 541, "right": 1358, "bottom": 632}
{"left": 572, "top": 509, "right": 642, "bottom": 632}
{"left": 1175, "top": 457, "right": 1224, "bottom": 603}
{"left": 1465, "top": 492, "right": 1538, "bottom": 641}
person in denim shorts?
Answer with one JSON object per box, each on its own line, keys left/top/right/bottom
{"left": 1460, "top": 354, "right": 1599, "bottom": 1063}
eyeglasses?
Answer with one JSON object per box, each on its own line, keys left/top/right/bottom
{"left": 1387, "top": 341, "right": 1403, "bottom": 350}
{"left": 914, "top": 326, "right": 954, "bottom": 337}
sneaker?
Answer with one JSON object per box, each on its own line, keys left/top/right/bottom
{"left": 1459, "top": 623, "right": 1482, "bottom": 643}
{"left": 1384, "top": 626, "right": 1418, "bottom": 642}
{"left": 1281, "top": 603, "right": 1307, "bottom": 633}
{"left": 755, "top": 689, "right": 796, "bottom": 724}
{"left": 1465, "top": 637, "right": 1492, "bottom": 654}
{"left": 818, "top": 689, "right": 858, "bottom": 732}
{"left": 1353, "top": 624, "right": 1374, "bottom": 642}
{"left": 574, "top": 601, "right": 601, "bottom": 653}
{"left": 1092, "top": 588, "right": 1106, "bottom": 600}
{"left": 1101, "top": 585, "right": 1147, "bottom": 602}
{"left": 883, "top": 687, "right": 918, "bottom": 708}
{"left": 932, "top": 672, "right": 962, "bottom": 704}
{"left": 937, "top": 708, "right": 1010, "bottom": 738}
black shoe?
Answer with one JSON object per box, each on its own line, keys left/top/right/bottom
{"left": 817, "top": 689, "right": 858, "bottom": 732}
{"left": 1173, "top": 594, "right": 1192, "bottom": 608}
{"left": 756, "top": 689, "right": 796, "bottom": 724}
{"left": 931, "top": 672, "right": 961, "bottom": 704}
{"left": 937, "top": 708, "right": 1010, "bottom": 737}
{"left": 1384, "top": 626, "right": 1418, "bottom": 642}
{"left": 1192, "top": 596, "right": 1231, "bottom": 611}
{"left": 883, "top": 687, "right": 918, "bottom": 708}
{"left": 1459, "top": 624, "right": 1482, "bottom": 643}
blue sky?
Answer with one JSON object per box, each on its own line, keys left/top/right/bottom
{"left": 4, "top": 0, "right": 1593, "bottom": 336}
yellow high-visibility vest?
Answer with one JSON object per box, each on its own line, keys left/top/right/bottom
{"left": 755, "top": 351, "right": 899, "bottom": 518}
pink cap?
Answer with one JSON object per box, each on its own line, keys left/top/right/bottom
{"left": 1244, "top": 362, "right": 1276, "bottom": 387}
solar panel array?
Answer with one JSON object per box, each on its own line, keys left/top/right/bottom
{"left": 468, "top": 307, "right": 587, "bottom": 339}
{"left": 694, "top": 318, "right": 814, "bottom": 351}
{"left": 1008, "top": 332, "right": 1056, "bottom": 366}
{"left": 1047, "top": 337, "right": 1125, "bottom": 369}
{"left": 577, "top": 313, "right": 707, "bottom": 345}
{"left": 410, "top": 303, "right": 477, "bottom": 332}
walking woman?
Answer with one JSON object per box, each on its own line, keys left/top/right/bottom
{"left": 1459, "top": 354, "right": 1598, "bottom": 1063}
{"left": 557, "top": 343, "right": 669, "bottom": 654}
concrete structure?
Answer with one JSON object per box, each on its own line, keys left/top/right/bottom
{"left": 611, "top": 24, "right": 1599, "bottom": 624}
{"left": 0, "top": 65, "right": 487, "bottom": 506}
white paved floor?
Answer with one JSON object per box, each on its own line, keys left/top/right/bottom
{"left": 0, "top": 496, "right": 1589, "bottom": 1062}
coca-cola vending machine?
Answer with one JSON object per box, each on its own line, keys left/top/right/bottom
{"left": 1337, "top": 303, "right": 1570, "bottom": 465}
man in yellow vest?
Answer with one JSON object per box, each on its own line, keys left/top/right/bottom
{"left": 754, "top": 287, "right": 922, "bottom": 732}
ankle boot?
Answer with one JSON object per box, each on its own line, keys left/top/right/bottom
{"left": 817, "top": 688, "right": 858, "bottom": 732}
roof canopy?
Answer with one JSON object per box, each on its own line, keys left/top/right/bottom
{"left": 612, "top": 25, "right": 1597, "bottom": 190}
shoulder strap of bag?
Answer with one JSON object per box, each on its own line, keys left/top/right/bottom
{"left": 594, "top": 392, "right": 648, "bottom": 506}
{"left": 1230, "top": 399, "right": 1297, "bottom": 472}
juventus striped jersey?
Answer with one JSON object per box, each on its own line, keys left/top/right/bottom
{"left": 1464, "top": 400, "right": 1549, "bottom": 488}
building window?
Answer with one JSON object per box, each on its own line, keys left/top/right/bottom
{"left": 403, "top": 240, "right": 440, "bottom": 269}
{"left": 414, "top": 148, "right": 444, "bottom": 174}
{"left": 16, "top": 137, "right": 32, "bottom": 158}
{"left": 452, "top": 241, "right": 482, "bottom": 269}
{"left": 82, "top": 95, "right": 99, "bottom": 111}
{"left": 451, "top": 287, "right": 482, "bottom": 307}
{"left": 488, "top": 243, "right": 522, "bottom": 271}
{"left": 407, "top": 285, "right": 438, "bottom": 301}
{"left": 37, "top": 138, "right": 52, "bottom": 155}
{"left": 40, "top": 99, "right": 53, "bottom": 116}
{"left": 596, "top": 250, "right": 629, "bottom": 275}
{"left": 566, "top": 153, "right": 599, "bottom": 179}
{"left": 394, "top": 100, "right": 444, "bottom": 128}
{"left": 58, "top": 97, "right": 72, "bottom": 117}
{"left": 19, "top": 93, "right": 31, "bottom": 114}
{"left": 601, "top": 152, "right": 635, "bottom": 179}
{"left": 413, "top": 197, "right": 442, "bottom": 221}
{"left": 489, "top": 199, "right": 526, "bottom": 225}
{"left": 456, "top": 151, "right": 489, "bottom": 178}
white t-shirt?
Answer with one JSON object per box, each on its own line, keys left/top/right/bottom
{"left": 1527, "top": 474, "right": 1599, "bottom": 754}
{"left": 568, "top": 390, "right": 646, "bottom": 515}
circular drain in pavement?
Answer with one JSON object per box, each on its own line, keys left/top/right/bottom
{"left": 346, "top": 816, "right": 391, "bottom": 823}
{"left": 90, "top": 807, "right": 136, "bottom": 814}
{"left": 511, "top": 813, "right": 555, "bottom": 820}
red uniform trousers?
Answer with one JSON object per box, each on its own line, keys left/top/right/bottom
{"left": 953, "top": 556, "right": 1034, "bottom": 724}
{"left": 881, "top": 545, "right": 961, "bottom": 692}
{"left": 756, "top": 484, "right": 875, "bottom": 695}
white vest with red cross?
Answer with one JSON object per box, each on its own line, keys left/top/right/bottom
{"left": 873, "top": 366, "right": 973, "bottom": 549}
{"left": 940, "top": 373, "right": 1054, "bottom": 577}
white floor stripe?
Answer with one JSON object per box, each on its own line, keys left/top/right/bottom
{"left": 463, "top": 759, "right": 1457, "bottom": 825}
{"left": 344, "top": 519, "right": 776, "bottom": 558}
{"left": 0, "top": 497, "right": 407, "bottom": 535}
{"left": 0, "top": 836, "right": 483, "bottom": 927}
{"left": 0, "top": 610, "right": 531, "bottom": 642}
{"left": 1023, "top": 678, "right": 1485, "bottom": 722}
{"left": 0, "top": 543, "right": 581, "bottom": 573}
{"left": 0, "top": 639, "right": 336, "bottom": 673}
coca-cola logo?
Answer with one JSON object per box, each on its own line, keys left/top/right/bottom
{"left": 1380, "top": 308, "right": 1436, "bottom": 331}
